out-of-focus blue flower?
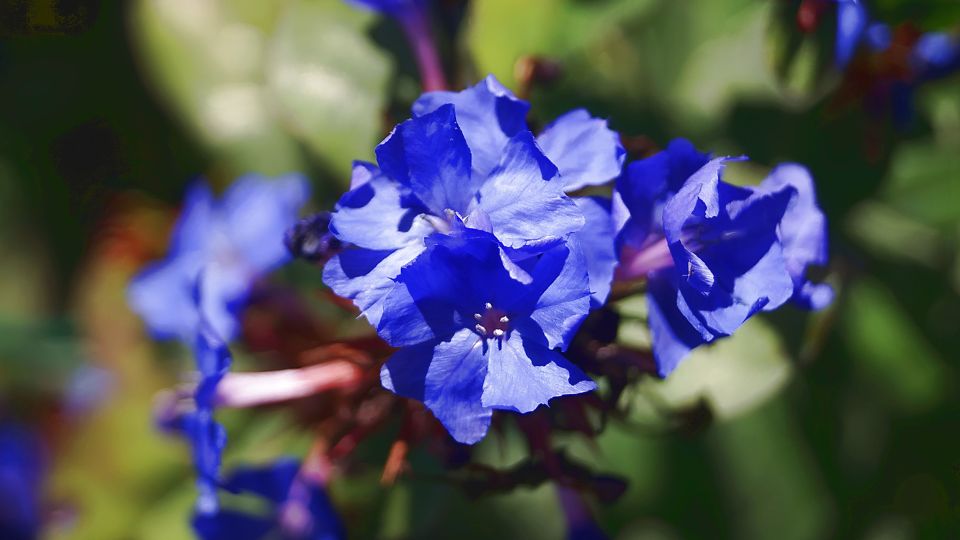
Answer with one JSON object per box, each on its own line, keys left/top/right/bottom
{"left": 324, "top": 105, "right": 586, "bottom": 326}
{"left": 193, "top": 459, "right": 343, "bottom": 540}
{"left": 128, "top": 175, "right": 310, "bottom": 342}
{"left": 614, "top": 140, "right": 830, "bottom": 376}
{"left": 0, "top": 423, "right": 44, "bottom": 540}
{"left": 912, "top": 32, "right": 960, "bottom": 80}
{"left": 835, "top": 0, "right": 868, "bottom": 68}
{"left": 864, "top": 22, "right": 891, "bottom": 52}
{"left": 379, "top": 231, "right": 596, "bottom": 444}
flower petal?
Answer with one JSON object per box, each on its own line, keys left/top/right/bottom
{"left": 375, "top": 104, "right": 476, "bottom": 216}
{"left": 646, "top": 273, "right": 707, "bottom": 377}
{"left": 381, "top": 329, "right": 493, "bottom": 444}
{"left": 481, "top": 336, "right": 595, "bottom": 413}
{"left": 127, "top": 255, "right": 203, "bottom": 340}
{"left": 614, "top": 138, "right": 710, "bottom": 248}
{"left": 221, "top": 174, "right": 311, "bottom": 273}
{"left": 477, "top": 131, "right": 584, "bottom": 251}
{"left": 536, "top": 109, "right": 625, "bottom": 191}
{"left": 330, "top": 172, "right": 432, "bottom": 251}
{"left": 570, "top": 197, "right": 617, "bottom": 307}
{"left": 513, "top": 243, "right": 592, "bottom": 351}
{"left": 322, "top": 242, "right": 426, "bottom": 328}
{"left": 760, "top": 163, "right": 833, "bottom": 309}
{"left": 413, "top": 75, "right": 530, "bottom": 179}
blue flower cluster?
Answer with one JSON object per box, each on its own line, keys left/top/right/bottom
{"left": 323, "top": 76, "right": 624, "bottom": 443}
{"left": 128, "top": 176, "right": 342, "bottom": 538}
{"left": 613, "top": 139, "right": 831, "bottom": 376}
{"left": 322, "top": 77, "right": 831, "bottom": 441}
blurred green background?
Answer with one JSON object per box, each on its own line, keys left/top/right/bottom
{"left": 1, "top": 0, "right": 959, "bottom": 538}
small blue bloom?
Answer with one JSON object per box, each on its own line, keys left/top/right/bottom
{"left": 193, "top": 459, "right": 344, "bottom": 540}
{"left": 0, "top": 423, "right": 44, "bottom": 540}
{"left": 614, "top": 140, "right": 830, "bottom": 376}
{"left": 379, "top": 231, "right": 597, "bottom": 444}
{"left": 128, "top": 175, "right": 310, "bottom": 342}
{"left": 324, "top": 106, "right": 585, "bottom": 326}
{"left": 325, "top": 76, "right": 625, "bottom": 322}
{"left": 835, "top": 0, "right": 868, "bottom": 68}
{"left": 912, "top": 32, "right": 960, "bottom": 80}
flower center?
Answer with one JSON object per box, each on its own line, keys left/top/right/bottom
{"left": 421, "top": 208, "right": 459, "bottom": 234}
{"left": 472, "top": 302, "right": 510, "bottom": 340}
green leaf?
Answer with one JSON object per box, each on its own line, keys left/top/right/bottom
{"left": 466, "top": 0, "right": 658, "bottom": 88}
{"left": 266, "top": 0, "right": 391, "bottom": 178}
{"left": 842, "top": 279, "right": 949, "bottom": 413}
{"left": 131, "top": 0, "right": 390, "bottom": 180}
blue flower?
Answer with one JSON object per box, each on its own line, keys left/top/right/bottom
{"left": 614, "top": 140, "right": 831, "bottom": 376}
{"left": 0, "top": 423, "right": 44, "bottom": 540}
{"left": 324, "top": 106, "right": 586, "bottom": 326}
{"left": 379, "top": 231, "right": 597, "bottom": 444}
{"left": 324, "top": 76, "right": 625, "bottom": 322}
{"left": 193, "top": 459, "right": 344, "bottom": 540}
{"left": 835, "top": 0, "right": 868, "bottom": 68}
{"left": 128, "top": 175, "right": 310, "bottom": 342}
{"left": 912, "top": 32, "right": 960, "bottom": 80}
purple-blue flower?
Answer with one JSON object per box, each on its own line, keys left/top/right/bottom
{"left": 613, "top": 139, "right": 831, "bottom": 376}
{"left": 128, "top": 175, "right": 310, "bottom": 342}
{"left": 324, "top": 106, "right": 584, "bottom": 326}
{"left": 379, "top": 231, "right": 597, "bottom": 444}
{"left": 193, "top": 459, "right": 343, "bottom": 540}
{"left": 324, "top": 76, "right": 624, "bottom": 324}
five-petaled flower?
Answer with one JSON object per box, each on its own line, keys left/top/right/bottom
{"left": 379, "top": 230, "right": 596, "bottom": 444}
{"left": 613, "top": 139, "right": 831, "bottom": 376}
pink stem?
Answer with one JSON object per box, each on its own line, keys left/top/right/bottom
{"left": 215, "top": 361, "right": 363, "bottom": 409}
{"left": 615, "top": 237, "right": 675, "bottom": 281}
{"left": 399, "top": 12, "right": 448, "bottom": 92}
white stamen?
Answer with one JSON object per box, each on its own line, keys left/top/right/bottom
{"left": 474, "top": 313, "right": 483, "bottom": 321}
{"left": 493, "top": 329, "right": 504, "bottom": 337}
{"left": 484, "top": 302, "right": 493, "bottom": 310}
{"left": 475, "top": 324, "right": 487, "bottom": 334}
{"left": 499, "top": 316, "right": 509, "bottom": 324}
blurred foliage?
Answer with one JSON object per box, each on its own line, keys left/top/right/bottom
{"left": 1, "top": 0, "right": 959, "bottom": 538}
